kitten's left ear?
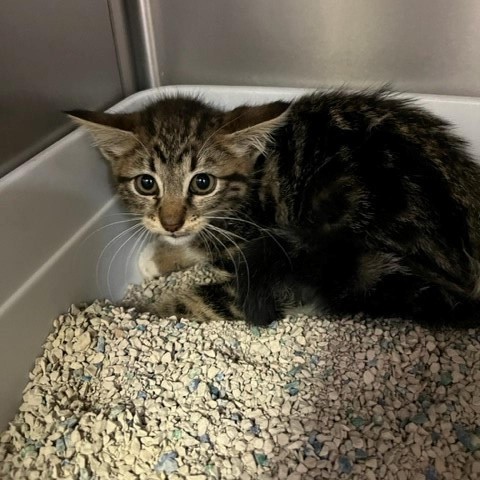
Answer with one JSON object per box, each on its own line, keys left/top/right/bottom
{"left": 65, "top": 110, "right": 141, "bottom": 160}
{"left": 221, "top": 102, "right": 290, "bottom": 159}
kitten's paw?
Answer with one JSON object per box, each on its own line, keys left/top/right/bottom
{"left": 138, "top": 241, "right": 161, "bottom": 280}
{"left": 138, "top": 239, "right": 207, "bottom": 279}
{"left": 158, "top": 285, "right": 243, "bottom": 322}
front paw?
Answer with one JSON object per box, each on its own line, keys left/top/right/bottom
{"left": 139, "top": 240, "right": 207, "bottom": 280}
{"left": 241, "top": 288, "right": 281, "bottom": 326}
{"left": 245, "top": 302, "right": 280, "bottom": 326}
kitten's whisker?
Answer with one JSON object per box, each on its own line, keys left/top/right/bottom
{"left": 204, "top": 222, "right": 248, "bottom": 242}
{"left": 206, "top": 215, "right": 293, "bottom": 268}
{"left": 81, "top": 218, "right": 142, "bottom": 245}
{"left": 104, "top": 212, "right": 143, "bottom": 217}
{"left": 198, "top": 231, "right": 214, "bottom": 263}
{"left": 202, "top": 228, "right": 227, "bottom": 264}
{"left": 206, "top": 224, "right": 250, "bottom": 303}
{"left": 124, "top": 227, "right": 150, "bottom": 284}
{"left": 106, "top": 224, "right": 146, "bottom": 299}
{"left": 238, "top": 212, "right": 294, "bottom": 269}
{"left": 138, "top": 230, "right": 154, "bottom": 279}
{"left": 95, "top": 222, "right": 142, "bottom": 297}
{"left": 204, "top": 227, "right": 241, "bottom": 291}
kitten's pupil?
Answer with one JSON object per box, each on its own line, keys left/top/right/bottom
{"left": 134, "top": 174, "right": 158, "bottom": 195}
{"left": 195, "top": 174, "right": 210, "bottom": 190}
{"left": 190, "top": 173, "right": 216, "bottom": 195}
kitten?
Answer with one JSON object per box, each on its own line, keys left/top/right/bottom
{"left": 68, "top": 89, "right": 480, "bottom": 327}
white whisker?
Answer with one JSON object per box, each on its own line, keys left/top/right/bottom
{"left": 205, "top": 223, "right": 248, "bottom": 242}
{"left": 206, "top": 214, "right": 292, "bottom": 268}
{"left": 95, "top": 222, "right": 142, "bottom": 296}
{"left": 81, "top": 218, "right": 141, "bottom": 245}
{"left": 206, "top": 224, "right": 250, "bottom": 303}
{"left": 202, "top": 228, "right": 226, "bottom": 263}
{"left": 103, "top": 212, "right": 143, "bottom": 218}
{"left": 106, "top": 224, "right": 145, "bottom": 299}
{"left": 198, "top": 230, "right": 214, "bottom": 263}
{"left": 203, "top": 227, "right": 240, "bottom": 291}
{"left": 124, "top": 227, "right": 151, "bottom": 284}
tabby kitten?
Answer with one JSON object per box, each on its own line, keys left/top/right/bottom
{"left": 68, "top": 89, "right": 480, "bottom": 327}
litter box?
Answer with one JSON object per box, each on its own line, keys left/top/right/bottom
{"left": 1, "top": 85, "right": 480, "bottom": 429}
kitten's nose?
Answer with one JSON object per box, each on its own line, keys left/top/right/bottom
{"left": 161, "top": 219, "right": 184, "bottom": 232}
{"left": 159, "top": 202, "right": 186, "bottom": 232}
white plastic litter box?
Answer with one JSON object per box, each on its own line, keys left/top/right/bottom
{"left": 1, "top": 85, "right": 480, "bottom": 429}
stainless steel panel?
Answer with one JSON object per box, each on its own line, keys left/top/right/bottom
{"left": 124, "top": 0, "right": 166, "bottom": 89}
{"left": 0, "top": 0, "right": 133, "bottom": 176}
{"left": 141, "top": 0, "right": 480, "bottom": 96}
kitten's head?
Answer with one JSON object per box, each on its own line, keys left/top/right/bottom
{"left": 68, "top": 96, "right": 288, "bottom": 245}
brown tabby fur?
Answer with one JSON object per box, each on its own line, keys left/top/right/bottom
{"left": 68, "top": 89, "right": 480, "bottom": 327}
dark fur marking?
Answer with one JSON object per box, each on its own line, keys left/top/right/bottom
{"left": 190, "top": 154, "right": 197, "bottom": 172}
{"left": 217, "top": 173, "right": 248, "bottom": 183}
{"left": 194, "top": 284, "right": 237, "bottom": 319}
{"left": 154, "top": 144, "right": 168, "bottom": 163}
{"left": 88, "top": 90, "right": 480, "bottom": 328}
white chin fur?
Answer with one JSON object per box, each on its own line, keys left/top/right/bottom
{"left": 138, "top": 241, "right": 161, "bottom": 280}
{"left": 161, "top": 234, "right": 195, "bottom": 246}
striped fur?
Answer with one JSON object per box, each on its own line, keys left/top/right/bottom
{"left": 69, "top": 90, "right": 480, "bottom": 327}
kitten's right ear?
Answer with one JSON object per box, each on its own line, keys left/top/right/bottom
{"left": 65, "top": 110, "right": 141, "bottom": 160}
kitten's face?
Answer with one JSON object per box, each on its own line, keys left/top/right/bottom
{"left": 68, "top": 97, "right": 288, "bottom": 244}
{"left": 113, "top": 115, "right": 255, "bottom": 245}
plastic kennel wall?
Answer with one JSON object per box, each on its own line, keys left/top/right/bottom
{"left": 1, "top": 85, "right": 480, "bottom": 429}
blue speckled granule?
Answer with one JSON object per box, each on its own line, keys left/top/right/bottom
{"left": 338, "top": 455, "right": 353, "bottom": 474}
{"left": 284, "top": 380, "right": 300, "bottom": 396}
{"left": 198, "top": 434, "right": 211, "bottom": 443}
{"left": 155, "top": 451, "right": 178, "bottom": 473}
{"left": 188, "top": 378, "right": 201, "bottom": 393}
{"left": 95, "top": 336, "right": 105, "bottom": 353}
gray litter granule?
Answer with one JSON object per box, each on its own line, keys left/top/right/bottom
{"left": 1, "top": 266, "right": 480, "bottom": 479}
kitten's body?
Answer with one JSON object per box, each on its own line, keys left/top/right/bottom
{"left": 69, "top": 90, "right": 480, "bottom": 327}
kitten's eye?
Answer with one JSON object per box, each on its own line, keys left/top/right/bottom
{"left": 134, "top": 174, "right": 158, "bottom": 196}
{"left": 189, "top": 173, "right": 217, "bottom": 195}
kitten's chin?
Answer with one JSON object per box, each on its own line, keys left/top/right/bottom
{"left": 160, "top": 233, "right": 195, "bottom": 246}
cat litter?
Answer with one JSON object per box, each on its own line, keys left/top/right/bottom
{"left": 1, "top": 266, "right": 480, "bottom": 479}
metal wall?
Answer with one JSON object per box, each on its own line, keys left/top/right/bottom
{"left": 0, "top": 0, "right": 135, "bottom": 177}
{"left": 140, "top": 0, "right": 480, "bottom": 96}
{"left": 2, "top": 0, "right": 480, "bottom": 175}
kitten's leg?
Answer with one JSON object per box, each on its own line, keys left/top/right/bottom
{"left": 150, "top": 269, "right": 244, "bottom": 322}
{"left": 138, "top": 239, "right": 206, "bottom": 279}
{"left": 339, "top": 266, "right": 480, "bottom": 327}
{"left": 236, "top": 231, "right": 367, "bottom": 325}
{"left": 367, "top": 275, "right": 480, "bottom": 327}
{"left": 147, "top": 234, "right": 311, "bottom": 324}
{"left": 180, "top": 282, "right": 244, "bottom": 322}
{"left": 234, "top": 235, "right": 297, "bottom": 326}
{"left": 150, "top": 234, "right": 291, "bottom": 324}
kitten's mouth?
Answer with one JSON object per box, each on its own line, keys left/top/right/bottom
{"left": 169, "top": 232, "right": 190, "bottom": 238}
{"left": 162, "top": 231, "right": 195, "bottom": 245}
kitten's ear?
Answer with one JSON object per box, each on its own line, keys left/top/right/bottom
{"left": 221, "top": 102, "right": 290, "bottom": 158}
{"left": 65, "top": 110, "right": 141, "bottom": 160}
